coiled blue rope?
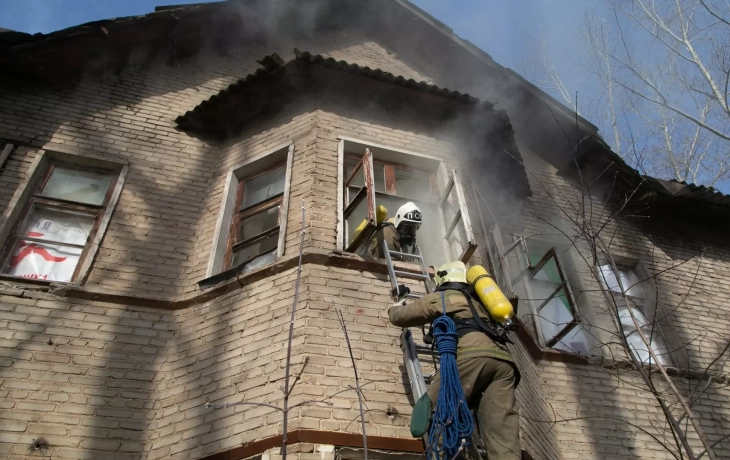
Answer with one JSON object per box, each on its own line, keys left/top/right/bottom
{"left": 428, "top": 291, "right": 473, "bottom": 459}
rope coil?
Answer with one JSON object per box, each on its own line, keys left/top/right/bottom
{"left": 428, "top": 292, "right": 474, "bottom": 459}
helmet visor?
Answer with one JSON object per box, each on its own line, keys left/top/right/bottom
{"left": 398, "top": 222, "right": 420, "bottom": 237}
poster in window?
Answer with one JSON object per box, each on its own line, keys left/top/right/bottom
{"left": 5, "top": 209, "right": 92, "bottom": 282}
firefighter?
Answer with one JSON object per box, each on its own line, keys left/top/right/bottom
{"left": 388, "top": 261, "right": 521, "bottom": 460}
{"left": 367, "top": 201, "right": 422, "bottom": 259}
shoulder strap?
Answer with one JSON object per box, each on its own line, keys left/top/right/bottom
{"left": 437, "top": 283, "right": 511, "bottom": 344}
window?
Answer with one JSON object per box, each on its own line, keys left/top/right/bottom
{"left": 503, "top": 237, "right": 589, "bottom": 353}
{"left": 204, "top": 142, "right": 293, "bottom": 281}
{"left": 339, "top": 139, "right": 476, "bottom": 268}
{"left": 1, "top": 163, "right": 118, "bottom": 283}
{"left": 598, "top": 263, "right": 671, "bottom": 366}
{"left": 225, "top": 164, "right": 285, "bottom": 273}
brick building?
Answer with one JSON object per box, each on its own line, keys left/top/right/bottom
{"left": 0, "top": 1, "right": 729, "bottom": 459}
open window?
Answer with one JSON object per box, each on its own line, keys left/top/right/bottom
{"left": 339, "top": 139, "right": 476, "bottom": 268}
{"left": 502, "top": 237, "right": 585, "bottom": 350}
{"left": 438, "top": 169, "right": 477, "bottom": 263}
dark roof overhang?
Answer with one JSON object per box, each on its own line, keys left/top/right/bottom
{"left": 174, "top": 49, "right": 478, "bottom": 138}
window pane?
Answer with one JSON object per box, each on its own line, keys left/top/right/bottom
{"left": 535, "top": 287, "right": 575, "bottom": 344}
{"left": 241, "top": 167, "right": 285, "bottom": 209}
{"left": 237, "top": 206, "right": 279, "bottom": 243}
{"left": 346, "top": 197, "right": 369, "bottom": 246}
{"left": 553, "top": 323, "right": 592, "bottom": 355}
{"left": 345, "top": 157, "right": 384, "bottom": 192}
{"left": 42, "top": 167, "right": 113, "bottom": 205}
{"left": 533, "top": 257, "right": 564, "bottom": 287}
{"left": 232, "top": 233, "right": 278, "bottom": 267}
{"left": 4, "top": 239, "right": 82, "bottom": 282}
{"left": 240, "top": 251, "right": 277, "bottom": 275}
{"left": 394, "top": 168, "right": 432, "bottom": 200}
{"left": 599, "top": 264, "right": 646, "bottom": 298}
{"left": 617, "top": 304, "right": 649, "bottom": 330}
{"left": 21, "top": 207, "right": 94, "bottom": 246}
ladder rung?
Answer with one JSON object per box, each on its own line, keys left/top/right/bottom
{"left": 393, "top": 270, "right": 429, "bottom": 280}
{"left": 406, "top": 293, "right": 423, "bottom": 299}
{"left": 388, "top": 250, "right": 424, "bottom": 260}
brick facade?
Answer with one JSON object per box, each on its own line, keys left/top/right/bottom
{"left": 0, "top": 8, "right": 729, "bottom": 460}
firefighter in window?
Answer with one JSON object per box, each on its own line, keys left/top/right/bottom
{"left": 354, "top": 202, "right": 422, "bottom": 259}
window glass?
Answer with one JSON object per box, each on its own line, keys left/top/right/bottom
{"left": 394, "top": 168, "right": 432, "bottom": 200}
{"left": 238, "top": 206, "right": 279, "bottom": 243}
{"left": 617, "top": 304, "right": 670, "bottom": 365}
{"left": 42, "top": 167, "right": 113, "bottom": 206}
{"left": 535, "top": 287, "right": 573, "bottom": 344}
{"left": 599, "top": 265, "right": 646, "bottom": 298}
{"left": 346, "top": 197, "right": 370, "bottom": 246}
{"left": 241, "top": 167, "right": 285, "bottom": 209}
{"left": 232, "top": 234, "right": 278, "bottom": 267}
{"left": 21, "top": 207, "right": 94, "bottom": 246}
{"left": 552, "top": 324, "right": 592, "bottom": 355}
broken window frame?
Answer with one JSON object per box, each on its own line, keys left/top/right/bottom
{"left": 437, "top": 169, "right": 477, "bottom": 263}
{"left": 224, "top": 162, "right": 287, "bottom": 270}
{"left": 503, "top": 237, "right": 581, "bottom": 348}
{"left": 0, "top": 161, "right": 119, "bottom": 283}
{"left": 343, "top": 149, "right": 378, "bottom": 252}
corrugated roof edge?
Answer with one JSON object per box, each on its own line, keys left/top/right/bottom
{"left": 174, "top": 52, "right": 286, "bottom": 125}
{"left": 176, "top": 49, "right": 480, "bottom": 126}
{"left": 292, "top": 49, "right": 479, "bottom": 103}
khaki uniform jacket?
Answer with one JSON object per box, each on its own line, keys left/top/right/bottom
{"left": 369, "top": 223, "right": 400, "bottom": 259}
{"left": 388, "top": 289, "right": 513, "bottom": 364}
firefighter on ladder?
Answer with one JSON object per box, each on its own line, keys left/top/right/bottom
{"left": 354, "top": 201, "right": 423, "bottom": 259}
{"left": 388, "top": 261, "right": 521, "bottom": 460}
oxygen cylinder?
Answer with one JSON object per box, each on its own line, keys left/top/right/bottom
{"left": 466, "top": 265, "right": 514, "bottom": 323}
{"left": 353, "top": 205, "right": 389, "bottom": 238}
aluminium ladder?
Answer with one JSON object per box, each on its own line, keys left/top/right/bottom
{"left": 381, "top": 240, "right": 434, "bottom": 401}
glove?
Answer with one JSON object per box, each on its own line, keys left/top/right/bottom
{"left": 390, "top": 284, "right": 411, "bottom": 300}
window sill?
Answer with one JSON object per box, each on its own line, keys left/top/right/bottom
{"left": 0, "top": 274, "right": 65, "bottom": 288}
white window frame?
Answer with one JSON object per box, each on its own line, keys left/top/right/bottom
{"left": 206, "top": 141, "right": 294, "bottom": 278}
{"left": 0, "top": 143, "right": 128, "bottom": 285}
{"left": 336, "top": 136, "right": 476, "bottom": 264}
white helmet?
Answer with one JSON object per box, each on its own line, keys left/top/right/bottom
{"left": 394, "top": 202, "right": 422, "bottom": 233}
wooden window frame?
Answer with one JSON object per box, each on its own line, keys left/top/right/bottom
{"left": 0, "top": 161, "right": 120, "bottom": 284}
{"left": 344, "top": 153, "right": 439, "bottom": 202}
{"left": 224, "top": 162, "right": 286, "bottom": 270}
